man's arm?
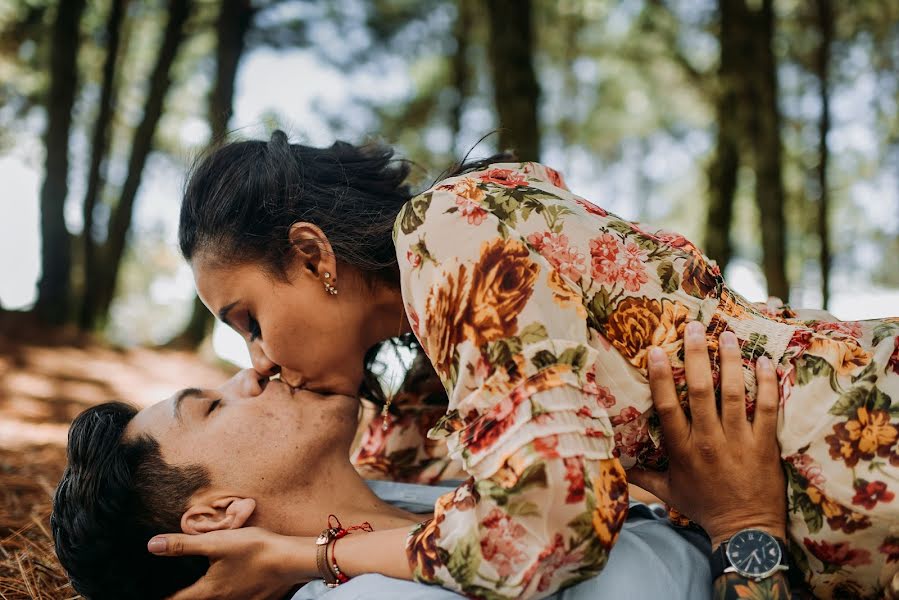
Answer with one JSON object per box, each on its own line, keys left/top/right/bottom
{"left": 714, "top": 572, "right": 791, "bottom": 600}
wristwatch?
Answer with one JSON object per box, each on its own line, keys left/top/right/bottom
{"left": 710, "top": 528, "right": 789, "bottom": 581}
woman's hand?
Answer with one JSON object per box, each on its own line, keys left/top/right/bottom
{"left": 147, "top": 527, "right": 315, "bottom": 600}
{"left": 627, "top": 322, "right": 787, "bottom": 549}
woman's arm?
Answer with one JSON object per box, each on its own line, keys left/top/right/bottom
{"left": 629, "top": 325, "right": 790, "bottom": 599}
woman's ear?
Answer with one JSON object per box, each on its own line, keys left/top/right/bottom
{"left": 180, "top": 497, "right": 256, "bottom": 535}
{"left": 288, "top": 222, "right": 337, "bottom": 280}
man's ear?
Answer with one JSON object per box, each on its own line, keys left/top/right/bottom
{"left": 287, "top": 222, "right": 337, "bottom": 280}
{"left": 180, "top": 497, "right": 256, "bottom": 535}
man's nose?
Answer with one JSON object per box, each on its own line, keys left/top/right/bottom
{"left": 248, "top": 340, "right": 280, "bottom": 377}
{"left": 219, "top": 369, "right": 266, "bottom": 398}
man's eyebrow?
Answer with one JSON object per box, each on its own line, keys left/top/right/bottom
{"left": 173, "top": 388, "right": 204, "bottom": 422}
{"left": 217, "top": 301, "right": 238, "bottom": 326}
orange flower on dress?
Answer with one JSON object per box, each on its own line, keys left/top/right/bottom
{"left": 806, "top": 335, "right": 872, "bottom": 376}
{"left": 467, "top": 238, "right": 540, "bottom": 347}
{"left": 806, "top": 484, "right": 871, "bottom": 533}
{"left": 603, "top": 296, "right": 690, "bottom": 369}
{"left": 407, "top": 515, "right": 445, "bottom": 582}
{"left": 826, "top": 407, "right": 898, "bottom": 467}
{"left": 546, "top": 268, "right": 587, "bottom": 318}
{"left": 592, "top": 459, "right": 629, "bottom": 549}
{"left": 681, "top": 252, "right": 721, "bottom": 298}
{"left": 423, "top": 265, "right": 471, "bottom": 378}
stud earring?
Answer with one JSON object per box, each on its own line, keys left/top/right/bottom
{"left": 323, "top": 272, "right": 338, "bottom": 295}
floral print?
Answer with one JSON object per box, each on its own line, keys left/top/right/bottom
{"left": 391, "top": 162, "right": 899, "bottom": 599}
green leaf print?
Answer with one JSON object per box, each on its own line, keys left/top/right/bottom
{"left": 796, "top": 355, "right": 835, "bottom": 387}
{"left": 851, "top": 361, "right": 878, "bottom": 385}
{"left": 873, "top": 322, "right": 899, "bottom": 347}
{"left": 566, "top": 511, "right": 596, "bottom": 544}
{"left": 605, "top": 219, "right": 633, "bottom": 238}
{"left": 399, "top": 192, "right": 432, "bottom": 235}
{"left": 657, "top": 260, "right": 681, "bottom": 294}
{"left": 506, "top": 500, "right": 541, "bottom": 517}
{"left": 586, "top": 287, "right": 614, "bottom": 330}
{"left": 486, "top": 338, "right": 523, "bottom": 370}
{"left": 531, "top": 350, "right": 558, "bottom": 371}
{"left": 828, "top": 386, "right": 868, "bottom": 417}
{"left": 558, "top": 346, "right": 589, "bottom": 373}
{"left": 740, "top": 332, "right": 770, "bottom": 361}
{"left": 869, "top": 386, "right": 892, "bottom": 411}
{"left": 446, "top": 533, "right": 482, "bottom": 587}
{"left": 518, "top": 322, "right": 549, "bottom": 345}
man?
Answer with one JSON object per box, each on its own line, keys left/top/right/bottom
{"left": 52, "top": 368, "right": 713, "bottom": 599}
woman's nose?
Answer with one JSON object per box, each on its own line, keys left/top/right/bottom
{"left": 248, "top": 340, "right": 280, "bottom": 377}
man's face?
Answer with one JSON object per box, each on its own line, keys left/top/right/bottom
{"left": 125, "top": 370, "right": 358, "bottom": 502}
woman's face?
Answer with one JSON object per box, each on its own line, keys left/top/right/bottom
{"left": 192, "top": 253, "right": 372, "bottom": 396}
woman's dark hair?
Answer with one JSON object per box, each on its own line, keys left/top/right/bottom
{"left": 178, "top": 130, "right": 514, "bottom": 404}
{"left": 179, "top": 131, "right": 416, "bottom": 284}
{"left": 52, "top": 402, "right": 211, "bottom": 599}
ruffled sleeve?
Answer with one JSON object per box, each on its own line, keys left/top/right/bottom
{"left": 395, "top": 166, "right": 629, "bottom": 599}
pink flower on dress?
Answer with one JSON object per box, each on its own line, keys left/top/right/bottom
{"left": 526, "top": 231, "right": 586, "bottom": 281}
{"left": 534, "top": 434, "right": 560, "bottom": 458}
{"left": 612, "top": 407, "right": 648, "bottom": 459}
{"left": 889, "top": 337, "right": 899, "bottom": 376}
{"left": 543, "top": 166, "right": 567, "bottom": 190}
{"left": 786, "top": 453, "right": 826, "bottom": 487}
{"left": 584, "top": 366, "right": 616, "bottom": 408}
{"left": 480, "top": 508, "right": 530, "bottom": 577}
{"left": 563, "top": 457, "right": 585, "bottom": 504}
{"left": 576, "top": 198, "right": 608, "bottom": 217}
{"left": 455, "top": 195, "right": 488, "bottom": 225}
{"left": 619, "top": 241, "right": 649, "bottom": 292}
{"left": 522, "top": 534, "right": 583, "bottom": 593}
{"left": 479, "top": 168, "right": 528, "bottom": 188}
{"left": 803, "top": 539, "right": 872, "bottom": 567}
{"left": 812, "top": 320, "right": 863, "bottom": 339}
{"left": 406, "top": 249, "right": 422, "bottom": 268}
{"left": 589, "top": 233, "right": 622, "bottom": 285}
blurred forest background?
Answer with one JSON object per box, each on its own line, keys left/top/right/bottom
{"left": 0, "top": 0, "right": 897, "bottom": 597}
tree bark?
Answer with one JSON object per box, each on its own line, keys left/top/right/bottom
{"left": 168, "top": 0, "right": 255, "bottom": 349}
{"left": 745, "top": 0, "right": 790, "bottom": 301}
{"left": 79, "top": 0, "right": 127, "bottom": 330}
{"left": 34, "top": 0, "right": 86, "bottom": 323}
{"left": 814, "top": 0, "right": 833, "bottom": 309}
{"left": 448, "top": 0, "right": 473, "bottom": 154}
{"left": 485, "top": 0, "right": 540, "bottom": 160}
{"left": 704, "top": 0, "right": 744, "bottom": 274}
{"left": 92, "top": 0, "right": 191, "bottom": 322}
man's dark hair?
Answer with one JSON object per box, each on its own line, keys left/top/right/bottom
{"left": 52, "top": 402, "right": 211, "bottom": 599}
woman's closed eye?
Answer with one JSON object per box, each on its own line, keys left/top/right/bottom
{"left": 247, "top": 314, "right": 262, "bottom": 341}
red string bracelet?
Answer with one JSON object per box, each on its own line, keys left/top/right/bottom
{"left": 318, "top": 514, "right": 374, "bottom": 587}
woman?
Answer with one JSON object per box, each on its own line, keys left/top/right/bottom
{"left": 161, "top": 132, "right": 898, "bottom": 598}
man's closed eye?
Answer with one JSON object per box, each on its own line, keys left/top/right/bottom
{"left": 207, "top": 399, "right": 221, "bottom": 415}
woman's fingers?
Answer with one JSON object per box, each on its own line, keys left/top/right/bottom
{"left": 682, "top": 321, "right": 721, "bottom": 437}
{"left": 647, "top": 346, "right": 690, "bottom": 449}
{"left": 718, "top": 331, "right": 750, "bottom": 438}
{"left": 752, "top": 356, "right": 780, "bottom": 446}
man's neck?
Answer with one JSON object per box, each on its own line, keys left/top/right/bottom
{"left": 250, "top": 460, "right": 426, "bottom": 538}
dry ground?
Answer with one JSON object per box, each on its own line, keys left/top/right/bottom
{"left": 0, "top": 311, "right": 235, "bottom": 599}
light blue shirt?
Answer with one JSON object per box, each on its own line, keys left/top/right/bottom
{"left": 291, "top": 481, "right": 711, "bottom": 600}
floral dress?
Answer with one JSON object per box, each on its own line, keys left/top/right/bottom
{"left": 393, "top": 162, "right": 899, "bottom": 599}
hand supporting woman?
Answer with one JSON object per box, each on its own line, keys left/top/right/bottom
{"left": 628, "top": 324, "right": 790, "bottom": 599}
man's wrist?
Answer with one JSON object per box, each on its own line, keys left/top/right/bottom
{"left": 275, "top": 535, "right": 319, "bottom": 584}
{"left": 709, "top": 523, "right": 787, "bottom": 552}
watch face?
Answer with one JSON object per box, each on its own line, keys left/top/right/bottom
{"left": 726, "top": 530, "right": 782, "bottom": 578}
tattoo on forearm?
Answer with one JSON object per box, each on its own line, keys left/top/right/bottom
{"left": 713, "top": 572, "right": 790, "bottom": 600}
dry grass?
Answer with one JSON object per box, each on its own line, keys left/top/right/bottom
{"left": 0, "top": 311, "right": 235, "bottom": 599}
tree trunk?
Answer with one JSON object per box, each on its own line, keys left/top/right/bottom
{"left": 79, "top": 0, "right": 127, "bottom": 331}
{"left": 746, "top": 0, "right": 790, "bottom": 301}
{"left": 704, "top": 0, "right": 744, "bottom": 274}
{"left": 34, "top": 0, "right": 86, "bottom": 323}
{"left": 448, "top": 0, "right": 473, "bottom": 154}
{"left": 168, "top": 0, "right": 255, "bottom": 349}
{"left": 92, "top": 0, "right": 191, "bottom": 323}
{"left": 815, "top": 0, "right": 833, "bottom": 309}
{"left": 485, "top": 0, "right": 540, "bottom": 160}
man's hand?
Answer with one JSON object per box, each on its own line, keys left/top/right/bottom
{"left": 627, "top": 322, "right": 787, "bottom": 549}
{"left": 147, "top": 527, "right": 315, "bottom": 600}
